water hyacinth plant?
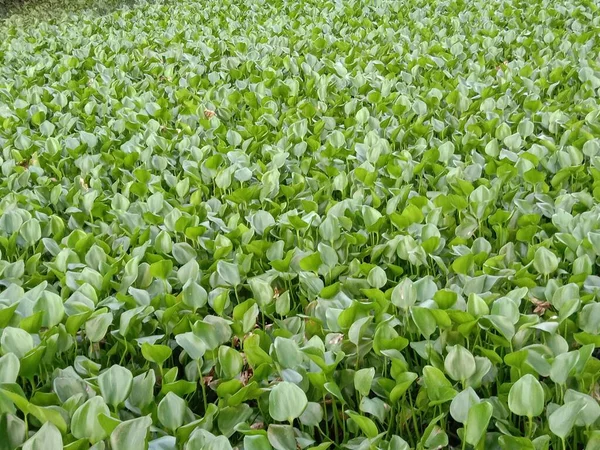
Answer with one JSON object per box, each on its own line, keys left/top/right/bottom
{"left": 1, "top": 0, "right": 600, "bottom": 449}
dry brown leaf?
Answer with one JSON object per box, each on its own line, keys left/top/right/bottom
{"left": 531, "top": 297, "right": 552, "bottom": 315}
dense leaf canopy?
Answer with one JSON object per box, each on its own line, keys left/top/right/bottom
{"left": 1, "top": 0, "right": 600, "bottom": 449}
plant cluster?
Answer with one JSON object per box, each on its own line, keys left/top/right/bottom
{"left": 0, "top": 0, "right": 600, "bottom": 449}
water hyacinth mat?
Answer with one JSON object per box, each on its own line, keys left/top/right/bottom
{"left": 0, "top": 0, "right": 600, "bottom": 449}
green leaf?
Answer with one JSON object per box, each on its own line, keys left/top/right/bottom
{"left": 424, "top": 426, "right": 448, "bottom": 449}
{"left": 1, "top": 327, "right": 34, "bottom": 358}
{"left": 388, "top": 436, "right": 410, "bottom": 450}
{"left": 355, "top": 107, "right": 370, "bottom": 124}
{"left": 20, "top": 219, "right": 41, "bottom": 247}
{"left": 182, "top": 280, "right": 208, "bottom": 310}
{"left": 345, "top": 410, "right": 378, "bottom": 438}
{"left": 579, "top": 302, "right": 600, "bottom": 334}
{"left": 218, "top": 404, "right": 253, "bottom": 437}
{"left": 450, "top": 387, "right": 480, "bottom": 424}
{"left": 269, "top": 382, "right": 308, "bottom": 423}
{"left": 227, "top": 130, "right": 242, "bottom": 147}
{"left": 348, "top": 316, "right": 373, "bottom": 345}
{"left": 244, "top": 435, "right": 273, "bottom": 450}
{"left": 0, "top": 413, "right": 26, "bottom": 450}
{"left": 391, "top": 278, "right": 416, "bottom": 309}
{"left": 367, "top": 266, "right": 387, "bottom": 288}
{"left": 548, "top": 399, "right": 587, "bottom": 439}
{"left": 267, "top": 424, "right": 296, "bottom": 450}
{"left": 389, "top": 372, "right": 418, "bottom": 403}
{"left": 354, "top": 367, "right": 375, "bottom": 397}
{"left": 218, "top": 346, "right": 243, "bottom": 379}
{"left": 585, "top": 431, "right": 600, "bottom": 450}
{"left": 0, "top": 353, "right": 20, "bottom": 383}
{"left": 274, "top": 337, "right": 302, "bottom": 369}
{"left": 85, "top": 313, "right": 113, "bottom": 343}
{"left": 157, "top": 392, "right": 186, "bottom": 431}
{"left": 423, "top": 365, "right": 457, "bottom": 405}
{"left": 161, "top": 379, "right": 197, "bottom": 397}
{"left": 533, "top": 247, "right": 559, "bottom": 275}
{"left": 549, "top": 351, "right": 579, "bottom": 385}
{"left": 564, "top": 390, "right": 600, "bottom": 426}
{"left": 206, "top": 436, "right": 234, "bottom": 450}
{"left": 411, "top": 307, "right": 437, "bottom": 339}
{"left": 175, "top": 332, "right": 206, "bottom": 360}
{"left": 299, "top": 252, "right": 322, "bottom": 272}
{"left": 249, "top": 211, "right": 275, "bottom": 235}
{"left": 141, "top": 343, "right": 172, "bottom": 366}
{"left": 23, "top": 422, "right": 62, "bottom": 450}
{"left": 299, "top": 402, "right": 323, "bottom": 427}
{"left": 98, "top": 365, "right": 133, "bottom": 408}
{"left": 508, "top": 374, "right": 545, "bottom": 418}
{"left": 444, "top": 345, "right": 476, "bottom": 382}
{"left": 498, "top": 436, "right": 535, "bottom": 450}
{"left": 452, "top": 254, "right": 474, "bottom": 275}
{"left": 216, "top": 261, "right": 241, "bottom": 287}
{"left": 150, "top": 259, "right": 173, "bottom": 280}
{"left": 129, "top": 370, "right": 156, "bottom": 411}
{"left": 324, "top": 382, "right": 345, "bottom": 404}
{"left": 33, "top": 291, "right": 64, "bottom": 327}
{"left": 248, "top": 277, "right": 274, "bottom": 308}
{"left": 110, "top": 416, "right": 152, "bottom": 450}
{"left": 465, "top": 401, "right": 492, "bottom": 446}
{"left": 98, "top": 413, "right": 121, "bottom": 435}
{"left": 71, "top": 396, "right": 111, "bottom": 443}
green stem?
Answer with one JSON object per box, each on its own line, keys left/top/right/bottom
{"left": 332, "top": 398, "right": 339, "bottom": 443}
{"left": 199, "top": 362, "right": 208, "bottom": 413}
{"left": 316, "top": 424, "right": 332, "bottom": 443}
{"left": 407, "top": 391, "right": 419, "bottom": 447}
{"left": 119, "top": 340, "right": 128, "bottom": 365}
{"left": 341, "top": 408, "right": 347, "bottom": 443}
{"left": 387, "top": 405, "right": 396, "bottom": 440}
{"left": 323, "top": 395, "right": 330, "bottom": 437}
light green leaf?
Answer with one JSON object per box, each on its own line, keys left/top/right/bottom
{"left": 110, "top": 416, "right": 152, "bottom": 450}
{"left": 508, "top": 374, "right": 545, "bottom": 418}
{"left": 465, "top": 401, "right": 492, "bottom": 446}
{"left": 1, "top": 327, "right": 34, "bottom": 359}
{"left": 269, "top": 382, "right": 308, "bottom": 423}
{"left": 548, "top": 399, "right": 587, "bottom": 439}
{"left": 0, "top": 353, "right": 20, "bottom": 383}
{"left": 23, "top": 422, "right": 62, "bottom": 450}
{"left": 267, "top": 424, "right": 296, "bottom": 450}
{"left": 72, "top": 396, "right": 111, "bottom": 443}
{"left": 98, "top": 365, "right": 133, "bottom": 408}
{"left": 354, "top": 367, "right": 375, "bottom": 397}
{"left": 157, "top": 392, "right": 186, "bottom": 431}
{"left": 533, "top": 247, "right": 559, "bottom": 275}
